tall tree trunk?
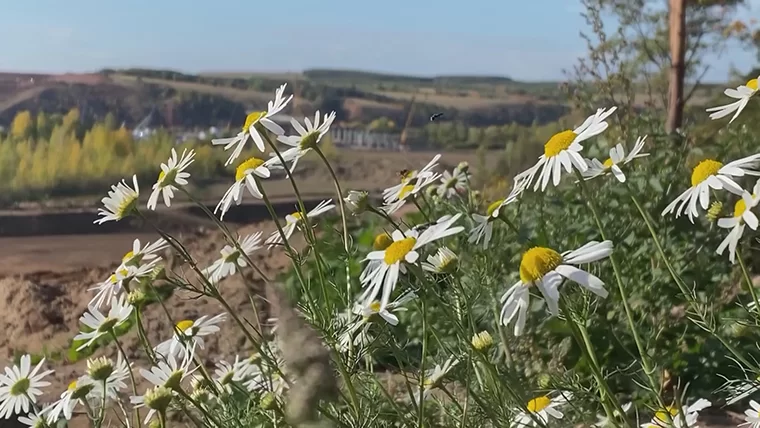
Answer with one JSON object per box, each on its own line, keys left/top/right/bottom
{"left": 666, "top": 0, "right": 686, "bottom": 134}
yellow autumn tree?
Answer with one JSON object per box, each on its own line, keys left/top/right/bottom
{"left": 11, "top": 111, "right": 33, "bottom": 139}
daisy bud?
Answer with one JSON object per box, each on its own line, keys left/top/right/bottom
{"left": 537, "top": 373, "right": 552, "bottom": 389}
{"left": 144, "top": 385, "right": 173, "bottom": 412}
{"left": 87, "top": 356, "right": 114, "bottom": 381}
{"left": 456, "top": 161, "right": 470, "bottom": 173}
{"left": 260, "top": 391, "right": 277, "bottom": 410}
{"left": 344, "top": 190, "right": 369, "bottom": 214}
{"left": 191, "top": 387, "right": 212, "bottom": 404}
{"left": 149, "top": 420, "right": 162, "bottom": 428}
{"left": 706, "top": 201, "right": 723, "bottom": 223}
{"left": 471, "top": 331, "right": 493, "bottom": 351}
{"left": 127, "top": 289, "right": 147, "bottom": 307}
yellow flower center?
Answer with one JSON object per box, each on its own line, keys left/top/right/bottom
{"left": 527, "top": 395, "right": 551, "bottom": 413}
{"left": 655, "top": 406, "right": 679, "bottom": 422}
{"left": 383, "top": 237, "right": 417, "bottom": 265}
{"left": 400, "top": 169, "right": 415, "bottom": 182}
{"left": 122, "top": 251, "right": 143, "bottom": 267}
{"left": 176, "top": 319, "right": 195, "bottom": 334}
{"left": 289, "top": 212, "right": 303, "bottom": 223}
{"left": 747, "top": 79, "right": 758, "bottom": 91}
{"left": 369, "top": 301, "right": 382, "bottom": 313}
{"left": 398, "top": 184, "right": 415, "bottom": 199}
{"left": 603, "top": 158, "right": 614, "bottom": 168}
{"left": 373, "top": 233, "right": 393, "bottom": 251}
{"left": 242, "top": 111, "right": 266, "bottom": 132}
{"left": 690, "top": 159, "right": 723, "bottom": 186}
{"left": 68, "top": 380, "right": 78, "bottom": 391}
{"left": 544, "top": 130, "right": 577, "bottom": 157}
{"left": 116, "top": 194, "right": 138, "bottom": 219}
{"left": 520, "top": 247, "right": 563, "bottom": 283}
{"left": 235, "top": 157, "right": 265, "bottom": 181}
{"left": 486, "top": 199, "right": 504, "bottom": 217}
{"left": 735, "top": 198, "right": 747, "bottom": 218}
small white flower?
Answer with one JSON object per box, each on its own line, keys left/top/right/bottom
{"left": 18, "top": 411, "right": 48, "bottom": 428}
{"left": 89, "top": 261, "right": 158, "bottom": 308}
{"left": 265, "top": 200, "right": 335, "bottom": 247}
{"left": 468, "top": 196, "right": 516, "bottom": 250}
{"left": 215, "top": 156, "right": 280, "bottom": 220}
{"left": 662, "top": 154, "right": 760, "bottom": 223}
{"left": 641, "top": 399, "right": 711, "bottom": 428}
{"left": 514, "top": 392, "right": 572, "bottom": 427}
{"left": 583, "top": 135, "right": 649, "bottom": 183}
{"left": 155, "top": 314, "right": 226, "bottom": 360}
{"left": 360, "top": 214, "right": 464, "bottom": 311}
{"left": 0, "top": 355, "right": 54, "bottom": 419}
{"left": 716, "top": 180, "right": 760, "bottom": 264}
{"left": 46, "top": 376, "right": 95, "bottom": 423}
{"left": 436, "top": 168, "right": 468, "bottom": 199}
{"left": 415, "top": 356, "right": 457, "bottom": 403}
{"left": 382, "top": 155, "right": 441, "bottom": 215}
{"left": 140, "top": 351, "right": 195, "bottom": 390}
{"left": 516, "top": 107, "right": 616, "bottom": 192}
{"left": 275, "top": 110, "right": 336, "bottom": 171}
{"left": 501, "top": 241, "right": 613, "bottom": 336}
{"left": 353, "top": 291, "right": 416, "bottom": 326}
{"left": 422, "top": 247, "right": 458, "bottom": 273}
{"left": 345, "top": 190, "right": 370, "bottom": 214}
{"left": 147, "top": 148, "right": 195, "bottom": 210}
{"left": 74, "top": 295, "right": 133, "bottom": 350}
{"left": 204, "top": 232, "right": 263, "bottom": 283}
{"left": 212, "top": 84, "right": 292, "bottom": 164}
{"left": 706, "top": 77, "right": 759, "bottom": 124}
{"left": 742, "top": 400, "right": 760, "bottom": 428}
{"left": 94, "top": 175, "right": 139, "bottom": 224}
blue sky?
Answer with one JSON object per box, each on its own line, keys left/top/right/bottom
{"left": 1, "top": 0, "right": 758, "bottom": 82}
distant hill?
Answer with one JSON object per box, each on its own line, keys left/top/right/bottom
{"left": 0, "top": 68, "right": 570, "bottom": 131}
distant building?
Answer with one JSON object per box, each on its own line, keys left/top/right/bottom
{"left": 331, "top": 127, "right": 400, "bottom": 151}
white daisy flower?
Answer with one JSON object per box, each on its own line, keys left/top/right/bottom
{"left": 130, "top": 385, "right": 173, "bottom": 425}
{"left": 360, "top": 214, "right": 464, "bottom": 311}
{"left": 583, "top": 135, "right": 649, "bottom": 183}
{"left": 212, "top": 83, "right": 292, "bottom": 164}
{"left": 46, "top": 376, "right": 95, "bottom": 423}
{"left": 501, "top": 241, "right": 613, "bottom": 336}
{"left": 94, "top": 175, "right": 139, "bottom": 224}
{"left": 422, "top": 247, "right": 459, "bottom": 273}
{"left": 204, "top": 232, "right": 263, "bottom": 284}
{"left": 514, "top": 392, "right": 572, "bottom": 427}
{"left": 415, "top": 356, "right": 457, "bottom": 403}
{"left": 641, "top": 399, "right": 711, "bottom": 428}
{"left": 74, "top": 295, "right": 133, "bottom": 351}
{"left": 662, "top": 153, "right": 760, "bottom": 223}
{"left": 382, "top": 155, "right": 442, "bottom": 215}
{"left": 716, "top": 180, "right": 760, "bottom": 264}
{"left": 120, "top": 238, "right": 167, "bottom": 269}
{"left": 265, "top": 199, "right": 335, "bottom": 247}
{"left": 87, "top": 355, "right": 130, "bottom": 400}
{"left": 706, "top": 77, "right": 759, "bottom": 124}
{"left": 89, "top": 261, "right": 158, "bottom": 309}
{"left": 468, "top": 196, "right": 516, "bottom": 250}
{"left": 437, "top": 167, "right": 468, "bottom": 199}
{"left": 0, "top": 355, "right": 53, "bottom": 419}
{"left": 140, "top": 351, "right": 195, "bottom": 390}
{"left": 147, "top": 148, "right": 195, "bottom": 210}
{"left": 18, "top": 411, "right": 48, "bottom": 428}
{"left": 275, "top": 110, "right": 336, "bottom": 171}
{"left": 516, "top": 107, "right": 617, "bottom": 192}
{"left": 215, "top": 156, "right": 280, "bottom": 220}
{"left": 743, "top": 400, "right": 760, "bottom": 428}
{"left": 213, "top": 357, "right": 255, "bottom": 393}
{"left": 344, "top": 190, "right": 370, "bottom": 215}
{"left": 353, "top": 291, "right": 416, "bottom": 326}
{"left": 155, "top": 314, "right": 226, "bottom": 360}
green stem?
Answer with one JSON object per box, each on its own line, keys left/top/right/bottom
{"left": 178, "top": 388, "right": 224, "bottom": 428}
{"left": 333, "top": 349, "right": 362, "bottom": 420}
{"left": 314, "top": 146, "right": 353, "bottom": 300}
{"left": 418, "top": 298, "right": 428, "bottom": 427}
{"left": 158, "top": 410, "right": 167, "bottom": 428}
{"left": 575, "top": 171, "right": 668, "bottom": 425}
{"left": 110, "top": 331, "right": 142, "bottom": 428}
{"left": 135, "top": 308, "right": 157, "bottom": 364}
{"left": 737, "top": 247, "right": 760, "bottom": 311}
